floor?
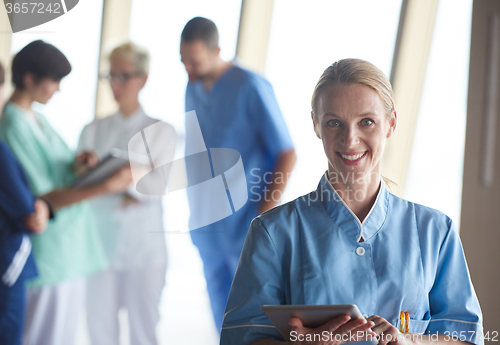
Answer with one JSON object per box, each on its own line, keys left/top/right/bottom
{"left": 76, "top": 193, "right": 220, "bottom": 345}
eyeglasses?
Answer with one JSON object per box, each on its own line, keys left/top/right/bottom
{"left": 100, "top": 72, "right": 143, "bottom": 84}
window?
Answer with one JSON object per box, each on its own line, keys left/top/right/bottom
{"left": 265, "top": 0, "right": 402, "bottom": 200}
{"left": 405, "top": 0, "right": 473, "bottom": 227}
{"left": 129, "top": 0, "right": 241, "bottom": 130}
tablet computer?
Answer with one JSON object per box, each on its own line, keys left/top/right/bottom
{"left": 261, "top": 304, "right": 365, "bottom": 341}
{"left": 72, "top": 148, "right": 135, "bottom": 188}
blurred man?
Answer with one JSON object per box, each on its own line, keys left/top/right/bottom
{"left": 180, "top": 17, "right": 296, "bottom": 333}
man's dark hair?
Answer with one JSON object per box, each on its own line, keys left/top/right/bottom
{"left": 0, "top": 60, "right": 4, "bottom": 86}
{"left": 11, "top": 40, "right": 71, "bottom": 89}
{"left": 181, "top": 17, "right": 219, "bottom": 50}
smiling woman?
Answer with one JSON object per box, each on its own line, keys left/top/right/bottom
{"left": 219, "top": 59, "right": 483, "bottom": 345}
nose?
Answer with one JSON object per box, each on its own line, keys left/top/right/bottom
{"left": 110, "top": 78, "right": 120, "bottom": 87}
{"left": 341, "top": 125, "right": 360, "bottom": 148}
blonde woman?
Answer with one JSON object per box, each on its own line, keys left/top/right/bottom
{"left": 78, "top": 42, "right": 176, "bottom": 345}
{"left": 220, "top": 59, "right": 482, "bottom": 345}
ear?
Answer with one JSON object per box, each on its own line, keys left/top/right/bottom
{"left": 386, "top": 109, "right": 397, "bottom": 138}
{"left": 139, "top": 74, "right": 148, "bottom": 89}
{"left": 312, "top": 112, "right": 321, "bottom": 139}
{"left": 23, "top": 72, "right": 36, "bottom": 90}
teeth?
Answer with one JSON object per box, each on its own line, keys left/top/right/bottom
{"left": 341, "top": 152, "right": 365, "bottom": 161}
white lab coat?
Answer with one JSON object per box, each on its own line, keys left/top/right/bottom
{"left": 78, "top": 107, "right": 177, "bottom": 345}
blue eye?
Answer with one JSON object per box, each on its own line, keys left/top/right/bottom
{"left": 361, "top": 118, "right": 374, "bottom": 126}
{"left": 327, "top": 119, "right": 341, "bottom": 127}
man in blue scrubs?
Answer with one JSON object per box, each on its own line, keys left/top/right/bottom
{"left": 180, "top": 17, "right": 296, "bottom": 333}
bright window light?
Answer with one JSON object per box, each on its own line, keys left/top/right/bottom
{"left": 265, "top": 0, "right": 402, "bottom": 200}
{"left": 405, "top": 0, "right": 473, "bottom": 228}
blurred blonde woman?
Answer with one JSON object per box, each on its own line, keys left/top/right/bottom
{"left": 78, "top": 42, "right": 176, "bottom": 345}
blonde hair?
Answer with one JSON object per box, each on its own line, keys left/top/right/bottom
{"left": 311, "top": 58, "right": 395, "bottom": 119}
{"left": 109, "top": 42, "right": 150, "bottom": 75}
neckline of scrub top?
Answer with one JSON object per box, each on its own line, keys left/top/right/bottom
{"left": 7, "top": 101, "right": 40, "bottom": 126}
{"left": 320, "top": 172, "right": 389, "bottom": 242}
{"left": 115, "top": 105, "right": 147, "bottom": 128}
{"left": 4, "top": 102, "right": 54, "bottom": 146}
{"left": 189, "top": 63, "right": 237, "bottom": 96}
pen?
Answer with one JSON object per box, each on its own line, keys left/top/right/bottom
{"left": 405, "top": 312, "right": 410, "bottom": 333}
{"left": 399, "top": 312, "right": 410, "bottom": 333}
{"left": 400, "top": 312, "right": 405, "bottom": 333}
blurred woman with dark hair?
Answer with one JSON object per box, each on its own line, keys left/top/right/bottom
{"left": 0, "top": 40, "right": 132, "bottom": 345}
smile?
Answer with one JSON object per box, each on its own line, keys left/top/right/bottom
{"left": 340, "top": 152, "right": 367, "bottom": 161}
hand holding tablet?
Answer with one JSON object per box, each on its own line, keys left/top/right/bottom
{"left": 72, "top": 148, "right": 147, "bottom": 188}
{"left": 261, "top": 304, "right": 377, "bottom": 343}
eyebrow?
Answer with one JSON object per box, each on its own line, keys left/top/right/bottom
{"left": 322, "top": 111, "right": 380, "bottom": 118}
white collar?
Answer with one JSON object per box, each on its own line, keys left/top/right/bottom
{"left": 115, "top": 106, "right": 146, "bottom": 128}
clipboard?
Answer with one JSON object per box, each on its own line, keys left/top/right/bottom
{"left": 72, "top": 148, "right": 138, "bottom": 188}
{"left": 261, "top": 304, "right": 368, "bottom": 341}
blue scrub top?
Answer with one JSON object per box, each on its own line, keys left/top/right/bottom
{"left": 220, "top": 173, "right": 483, "bottom": 345}
{"left": 185, "top": 65, "right": 294, "bottom": 249}
{"left": 0, "top": 141, "right": 37, "bottom": 286}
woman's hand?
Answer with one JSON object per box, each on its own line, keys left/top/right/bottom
{"left": 367, "top": 315, "right": 409, "bottom": 345}
{"left": 289, "top": 314, "right": 376, "bottom": 345}
{"left": 24, "top": 199, "right": 50, "bottom": 234}
{"left": 103, "top": 165, "right": 134, "bottom": 193}
{"left": 74, "top": 151, "right": 99, "bottom": 176}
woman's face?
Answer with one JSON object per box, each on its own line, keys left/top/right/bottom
{"left": 313, "top": 83, "right": 396, "bottom": 183}
{"left": 31, "top": 78, "right": 60, "bottom": 104}
{"left": 109, "top": 58, "right": 146, "bottom": 105}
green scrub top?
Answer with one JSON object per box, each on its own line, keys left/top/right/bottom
{"left": 0, "top": 102, "right": 107, "bottom": 287}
